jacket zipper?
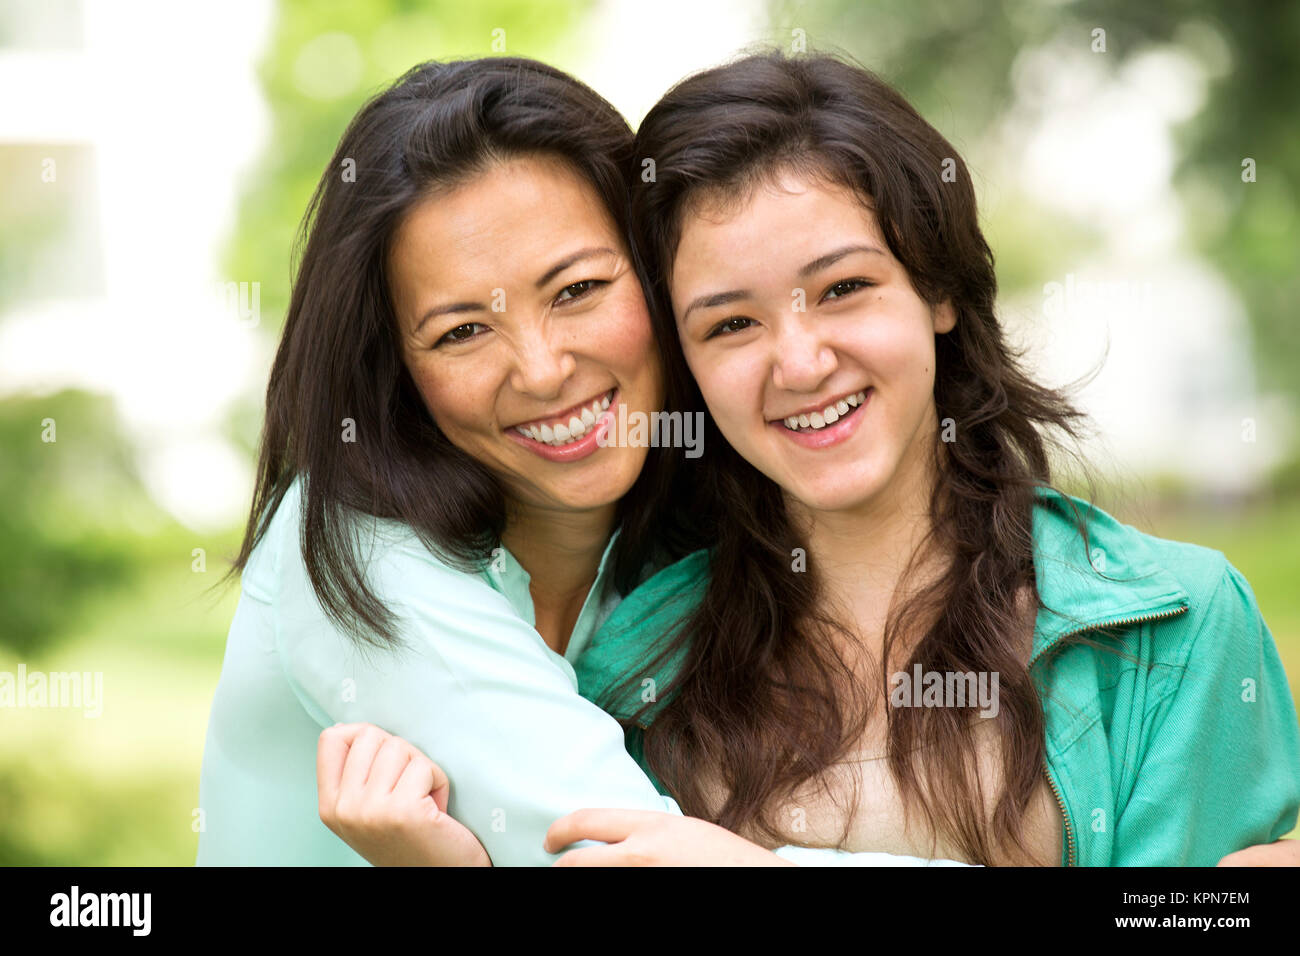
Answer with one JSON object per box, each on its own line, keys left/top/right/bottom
{"left": 1031, "top": 604, "right": 1189, "bottom": 867}
{"left": 1043, "top": 761, "right": 1075, "bottom": 868}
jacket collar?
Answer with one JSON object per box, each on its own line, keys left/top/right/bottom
{"left": 1029, "top": 486, "right": 1190, "bottom": 665}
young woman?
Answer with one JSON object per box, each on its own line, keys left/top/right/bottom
{"left": 561, "top": 50, "right": 1300, "bottom": 866}
{"left": 197, "top": 55, "right": 942, "bottom": 867}
{"left": 320, "top": 51, "right": 1300, "bottom": 867}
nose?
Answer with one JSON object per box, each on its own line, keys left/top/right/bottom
{"left": 770, "top": 316, "right": 836, "bottom": 392}
{"left": 507, "top": 318, "right": 576, "bottom": 399}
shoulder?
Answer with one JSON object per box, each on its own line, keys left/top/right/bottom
{"left": 1030, "top": 487, "right": 1258, "bottom": 669}
{"left": 1032, "top": 486, "right": 1231, "bottom": 596}
{"left": 241, "top": 473, "right": 499, "bottom": 616}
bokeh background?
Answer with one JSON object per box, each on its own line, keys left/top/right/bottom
{"left": 1, "top": 0, "right": 1297, "bottom": 864}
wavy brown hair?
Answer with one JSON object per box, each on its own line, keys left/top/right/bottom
{"left": 229, "top": 57, "right": 697, "bottom": 646}
{"left": 618, "top": 50, "right": 1096, "bottom": 865}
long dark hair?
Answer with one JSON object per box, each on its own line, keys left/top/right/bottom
{"left": 231, "top": 57, "right": 694, "bottom": 646}
{"left": 620, "top": 50, "right": 1093, "bottom": 865}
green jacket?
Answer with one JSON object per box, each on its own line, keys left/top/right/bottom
{"left": 575, "top": 487, "right": 1300, "bottom": 866}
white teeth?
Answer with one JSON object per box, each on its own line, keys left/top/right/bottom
{"left": 518, "top": 390, "right": 616, "bottom": 446}
{"left": 781, "top": 390, "right": 869, "bottom": 433}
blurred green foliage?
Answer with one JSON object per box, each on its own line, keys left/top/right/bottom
{"left": 0, "top": 391, "right": 142, "bottom": 655}
{"left": 0, "top": 145, "right": 103, "bottom": 305}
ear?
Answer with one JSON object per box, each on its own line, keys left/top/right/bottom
{"left": 932, "top": 300, "right": 957, "bottom": 335}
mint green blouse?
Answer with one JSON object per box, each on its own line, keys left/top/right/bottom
{"left": 195, "top": 478, "right": 966, "bottom": 866}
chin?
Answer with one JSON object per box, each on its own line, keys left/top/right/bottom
{"left": 787, "top": 484, "right": 877, "bottom": 515}
{"left": 551, "top": 466, "right": 639, "bottom": 510}
{"left": 780, "top": 457, "right": 893, "bottom": 515}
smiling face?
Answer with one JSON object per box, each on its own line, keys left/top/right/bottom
{"left": 388, "top": 153, "right": 662, "bottom": 515}
{"left": 669, "top": 167, "right": 955, "bottom": 519}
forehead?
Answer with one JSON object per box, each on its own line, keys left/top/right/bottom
{"left": 389, "top": 154, "right": 619, "bottom": 294}
{"left": 672, "top": 169, "right": 886, "bottom": 283}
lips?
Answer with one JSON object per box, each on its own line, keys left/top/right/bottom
{"left": 506, "top": 389, "right": 621, "bottom": 464}
{"left": 510, "top": 388, "right": 616, "bottom": 447}
{"left": 774, "top": 388, "right": 870, "bottom": 433}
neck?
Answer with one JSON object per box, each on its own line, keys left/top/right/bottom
{"left": 788, "top": 432, "right": 943, "bottom": 666}
{"left": 501, "top": 499, "right": 618, "bottom": 655}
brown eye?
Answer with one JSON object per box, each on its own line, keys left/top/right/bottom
{"left": 707, "top": 316, "right": 754, "bottom": 339}
{"left": 438, "top": 323, "right": 486, "bottom": 346}
{"left": 824, "top": 278, "right": 873, "bottom": 300}
{"left": 554, "top": 279, "right": 606, "bottom": 304}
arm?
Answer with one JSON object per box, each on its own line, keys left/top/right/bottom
{"left": 319, "top": 731, "right": 975, "bottom": 867}
{"left": 271, "top": 501, "right": 674, "bottom": 866}
{"left": 1114, "top": 561, "right": 1300, "bottom": 865}
{"left": 545, "top": 809, "right": 973, "bottom": 866}
{"left": 317, "top": 722, "right": 491, "bottom": 866}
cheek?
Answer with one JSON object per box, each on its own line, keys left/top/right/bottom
{"left": 594, "top": 284, "right": 652, "bottom": 349}
{"left": 855, "top": 319, "right": 941, "bottom": 441}
{"left": 593, "top": 285, "right": 661, "bottom": 389}
{"left": 853, "top": 307, "right": 938, "bottom": 385}
{"left": 406, "top": 357, "right": 486, "bottom": 434}
{"left": 685, "top": 346, "right": 760, "bottom": 432}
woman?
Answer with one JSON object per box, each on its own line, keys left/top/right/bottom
{"left": 560, "top": 50, "right": 1300, "bottom": 866}
{"left": 197, "top": 55, "right": 684, "bottom": 867}
{"left": 323, "top": 51, "right": 1300, "bottom": 867}
{"left": 197, "top": 55, "right": 925, "bottom": 867}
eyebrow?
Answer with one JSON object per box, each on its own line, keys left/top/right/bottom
{"left": 412, "top": 300, "right": 484, "bottom": 337}
{"left": 798, "top": 243, "right": 887, "bottom": 277}
{"left": 535, "top": 246, "right": 617, "bottom": 289}
{"left": 680, "top": 244, "right": 888, "bottom": 323}
{"left": 411, "top": 245, "right": 618, "bottom": 336}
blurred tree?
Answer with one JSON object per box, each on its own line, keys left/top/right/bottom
{"left": 771, "top": 0, "right": 1300, "bottom": 402}
{"left": 0, "top": 391, "right": 148, "bottom": 655}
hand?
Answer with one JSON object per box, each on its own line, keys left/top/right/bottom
{"left": 545, "top": 808, "right": 796, "bottom": 866}
{"left": 1217, "top": 839, "right": 1300, "bottom": 867}
{"left": 317, "top": 722, "right": 490, "bottom": 866}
